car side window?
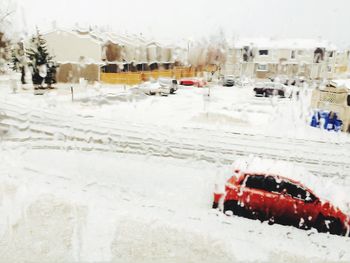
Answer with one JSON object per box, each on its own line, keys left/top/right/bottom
{"left": 264, "top": 176, "right": 277, "bottom": 192}
{"left": 305, "top": 191, "right": 317, "bottom": 203}
{"left": 283, "top": 181, "right": 308, "bottom": 201}
{"left": 244, "top": 175, "right": 265, "bottom": 191}
{"left": 244, "top": 175, "right": 279, "bottom": 193}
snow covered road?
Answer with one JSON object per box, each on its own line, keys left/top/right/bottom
{"left": 0, "top": 85, "right": 350, "bottom": 262}
{"left": 1, "top": 92, "right": 350, "bottom": 181}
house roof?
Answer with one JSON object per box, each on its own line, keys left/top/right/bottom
{"left": 234, "top": 37, "right": 338, "bottom": 50}
{"left": 43, "top": 28, "right": 104, "bottom": 46}
{"left": 330, "top": 79, "right": 350, "bottom": 90}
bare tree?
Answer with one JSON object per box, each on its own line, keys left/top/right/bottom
{"left": 0, "top": 0, "right": 16, "bottom": 73}
{"left": 0, "top": 0, "right": 15, "bottom": 33}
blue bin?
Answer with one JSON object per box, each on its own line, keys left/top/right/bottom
{"left": 310, "top": 110, "right": 342, "bottom": 132}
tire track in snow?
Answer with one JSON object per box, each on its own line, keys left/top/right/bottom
{"left": 1, "top": 99, "right": 350, "bottom": 181}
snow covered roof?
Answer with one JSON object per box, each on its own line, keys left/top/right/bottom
{"left": 234, "top": 37, "right": 338, "bottom": 50}
{"left": 43, "top": 28, "right": 103, "bottom": 46}
{"left": 101, "top": 32, "right": 173, "bottom": 48}
{"left": 42, "top": 28, "right": 103, "bottom": 63}
{"left": 330, "top": 79, "right": 350, "bottom": 90}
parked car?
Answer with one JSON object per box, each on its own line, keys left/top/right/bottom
{"left": 253, "top": 82, "right": 286, "bottom": 97}
{"left": 235, "top": 78, "right": 254, "bottom": 88}
{"left": 179, "top": 78, "right": 207, "bottom": 87}
{"left": 158, "top": 78, "right": 178, "bottom": 94}
{"left": 213, "top": 172, "right": 350, "bottom": 236}
{"left": 138, "top": 81, "right": 175, "bottom": 96}
{"left": 222, "top": 75, "right": 235, "bottom": 87}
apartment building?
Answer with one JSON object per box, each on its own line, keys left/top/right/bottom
{"left": 223, "top": 38, "right": 349, "bottom": 80}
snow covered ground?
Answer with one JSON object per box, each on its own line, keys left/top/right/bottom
{"left": 0, "top": 82, "right": 350, "bottom": 262}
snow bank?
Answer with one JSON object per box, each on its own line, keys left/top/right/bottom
{"left": 0, "top": 192, "right": 84, "bottom": 262}
{"left": 111, "top": 216, "right": 235, "bottom": 263}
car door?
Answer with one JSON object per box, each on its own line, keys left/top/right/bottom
{"left": 277, "top": 181, "right": 313, "bottom": 227}
{"left": 240, "top": 174, "right": 277, "bottom": 218}
{"left": 261, "top": 180, "right": 299, "bottom": 226}
{"left": 291, "top": 187, "right": 319, "bottom": 226}
{"left": 239, "top": 174, "right": 267, "bottom": 215}
{"left": 259, "top": 175, "right": 280, "bottom": 219}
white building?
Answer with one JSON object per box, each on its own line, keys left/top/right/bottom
{"left": 222, "top": 37, "right": 348, "bottom": 80}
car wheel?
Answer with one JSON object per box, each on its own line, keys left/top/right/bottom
{"left": 315, "top": 214, "right": 344, "bottom": 235}
{"left": 224, "top": 200, "right": 244, "bottom": 216}
{"left": 251, "top": 210, "right": 266, "bottom": 222}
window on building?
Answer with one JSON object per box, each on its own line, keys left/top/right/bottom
{"left": 328, "top": 51, "right": 334, "bottom": 58}
{"left": 327, "top": 66, "right": 332, "bottom": 72}
{"left": 282, "top": 65, "right": 287, "bottom": 73}
{"left": 291, "top": 50, "right": 296, "bottom": 59}
{"left": 314, "top": 48, "right": 325, "bottom": 63}
{"left": 297, "top": 50, "right": 303, "bottom": 56}
{"left": 259, "top": 50, "right": 269, "bottom": 56}
{"left": 243, "top": 46, "right": 254, "bottom": 62}
{"left": 257, "top": 64, "right": 268, "bottom": 71}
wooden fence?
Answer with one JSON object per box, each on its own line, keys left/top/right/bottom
{"left": 100, "top": 67, "right": 198, "bottom": 85}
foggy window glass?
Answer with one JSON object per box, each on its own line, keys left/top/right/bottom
{"left": 1, "top": 0, "right": 350, "bottom": 262}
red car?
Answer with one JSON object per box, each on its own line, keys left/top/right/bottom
{"left": 179, "top": 78, "right": 207, "bottom": 87}
{"left": 213, "top": 172, "right": 350, "bottom": 236}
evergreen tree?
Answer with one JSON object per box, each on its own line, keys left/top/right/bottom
{"left": 26, "top": 29, "right": 56, "bottom": 88}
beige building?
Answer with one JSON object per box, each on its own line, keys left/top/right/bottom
{"left": 334, "top": 50, "right": 350, "bottom": 75}
{"left": 223, "top": 38, "right": 349, "bottom": 80}
{"left": 311, "top": 80, "right": 350, "bottom": 132}
{"left": 43, "top": 29, "right": 104, "bottom": 83}
{"left": 101, "top": 32, "right": 182, "bottom": 73}
{"left": 42, "top": 29, "right": 186, "bottom": 83}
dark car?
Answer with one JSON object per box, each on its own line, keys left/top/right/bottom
{"left": 253, "top": 82, "right": 286, "bottom": 97}
{"left": 222, "top": 75, "right": 235, "bottom": 87}
{"left": 213, "top": 172, "right": 350, "bottom": 236}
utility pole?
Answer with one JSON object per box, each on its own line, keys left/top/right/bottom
{"left": 71, "top": 86, "right": 74, "bottom": 102}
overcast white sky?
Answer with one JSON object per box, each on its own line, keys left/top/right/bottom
{"left": 12, "top": 0, "right": 350, "bottom": 48}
